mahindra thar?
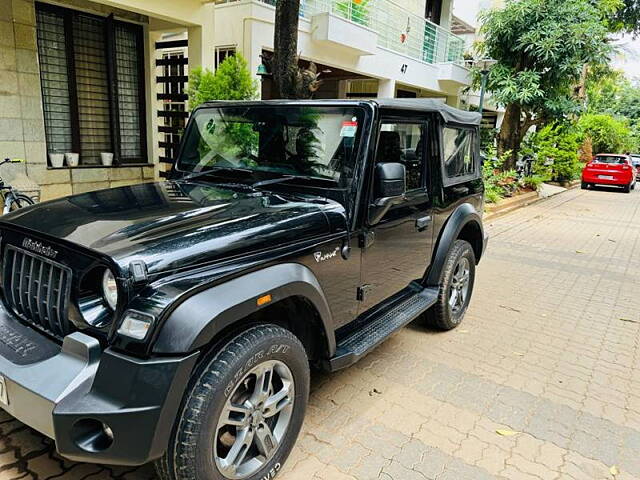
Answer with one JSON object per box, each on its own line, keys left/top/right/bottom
{"left": 0, "top": 99, "right": 487, "bottom": 480}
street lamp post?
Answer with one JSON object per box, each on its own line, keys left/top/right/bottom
{"left": 476, "top": 58, "right": 497, "bottom": 115}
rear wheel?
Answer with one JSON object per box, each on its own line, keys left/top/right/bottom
{"left": 581, "top": 181, "right": 588, "bottom": 190}
{"left": 156, "top": 325, "right": 309, "bottom": 480}
{"left": 623, "top": 183, "right": 631, "bottom": 193}
{"left": 426, "top": 240, "right": 476, "bottom": 330}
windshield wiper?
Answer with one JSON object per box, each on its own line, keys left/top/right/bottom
{"left": 251, "top": 175, "right": 335, "bottom": 189}
{"left": 182, "top": 167, "right": 254, "bottom": 181}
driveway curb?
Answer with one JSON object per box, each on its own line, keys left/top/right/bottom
{"left": 484, "top": 183, "right": 579, "bottom": 222}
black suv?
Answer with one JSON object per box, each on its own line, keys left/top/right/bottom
{"left": 0, "top": 99, "right": 486, "bottom": 479}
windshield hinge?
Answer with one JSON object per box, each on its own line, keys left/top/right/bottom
{"left": 129, "top": 260, "right": 148, "bottom": 283}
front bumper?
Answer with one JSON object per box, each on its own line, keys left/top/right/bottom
{"left": 0, "top": 306, "right": 197, "bottom": 465}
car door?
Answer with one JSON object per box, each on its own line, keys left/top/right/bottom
{"left": 359, "top": 118, "right": 435, "bottom": 312}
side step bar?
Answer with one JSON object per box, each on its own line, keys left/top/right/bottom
{"left": 329, "top": 286, "right": 439, "bottom": 371}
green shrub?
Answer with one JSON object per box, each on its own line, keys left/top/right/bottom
{"left": 188, "top": 53, "right": 257, "bottom": 110}
{"left": 483, "top": 147, "right": 518, "bottom": 203}
{"left": 522, "top": 175, "right": 546, "bottom": 190}
{"left": 526, "top": 123, "right": 582, "bottom": 182}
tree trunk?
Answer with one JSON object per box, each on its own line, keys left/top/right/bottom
{"left": 497, "top": 104, "right": 522, "bottom": 170}
{"left": 273, "top": 0, "right": 300, "bottom": 99}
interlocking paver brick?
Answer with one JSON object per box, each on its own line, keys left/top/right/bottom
{"left": 0, "top": 188, "right": 639, "bottom": 479}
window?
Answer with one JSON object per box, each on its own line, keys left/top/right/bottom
{"left": 177, "top": 106, "right": 365, "bottom": 186}
{"left": 36, "top": 4, "right": 146, "bottom": 166}
{"left": 594, "top": 155, "right": 627, "bottom": 164}
{"left": 215, "top": 46, "right": 236, "bottom": 68}
{"left": 377, "top": 123, "right": 426, "bottom": 190}
{"left": 443, "top": 127, "right": 476, "bottom": 180}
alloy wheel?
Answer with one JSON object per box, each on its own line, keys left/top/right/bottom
{"left": 214, "top": 360, "right": 295, "bottom": 479}
{"left": 448, "top": 257, "right": 470, "bottom": 314}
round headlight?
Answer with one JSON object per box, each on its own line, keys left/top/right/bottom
{"left": 101, "top": 269, "right": 118, "bottom": 310}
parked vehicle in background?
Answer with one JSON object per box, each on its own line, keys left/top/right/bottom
{"left": 0, "top": 158, "right": 35, "bottom": 213}
{"left": 0, "top": 99, "right": 487, "bottom": 479}
{"left": 581, "top": 154, "right": 636, "bottom": 193}
{"left": 631, "top": 154, "right": 640, "bottom": 180}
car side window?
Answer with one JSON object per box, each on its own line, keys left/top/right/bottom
{"left": 377, "top": 123, "right": 426, "bottom": 191}
{"left": 443, "top": 127, "right": 476, "bottom": 180}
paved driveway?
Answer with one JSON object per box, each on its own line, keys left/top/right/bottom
{"left": 1, "top": 186, "right": 639, "bottom": 479}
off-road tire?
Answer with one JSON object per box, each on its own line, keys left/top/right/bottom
{"left": 155, "top": 325, "right": 310, "bottom": 480}
{"left": 426, "top": 239, "right": 476, "bottom": 330}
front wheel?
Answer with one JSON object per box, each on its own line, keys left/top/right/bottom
{"left": 426, "top": 240, "right": 476, "bottom": 330}
{"left": 156, "top": 325, "right": 309, "bottom": 480}
{"left": 3, "top": 193, "right": 34, "bottom": 214}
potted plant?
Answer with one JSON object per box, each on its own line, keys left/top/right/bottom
{"left": 49, "top": 152, "right": 64, "bottom": 168}
{"left": 65, "top": 153, "right": 79, "bottom": 167}
{"left": 100, "top": 152, "right": 114, "bottom": 166}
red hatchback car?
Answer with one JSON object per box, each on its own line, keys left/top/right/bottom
{"left": 581, "top": 154, "right": 637, "bottom": 193}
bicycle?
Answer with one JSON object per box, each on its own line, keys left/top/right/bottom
{"left": 0, "top": 158, "right": 36, "bottom": 214}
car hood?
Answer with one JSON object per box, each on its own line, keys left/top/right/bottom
{"left": 1, "top": 181, "right": 342, "bottom": 274}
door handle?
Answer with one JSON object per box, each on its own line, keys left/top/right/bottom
{"left": 416, "top": 216, "right": 432, "bottom": 231}
{"left": 452, "top": 186, "right": 469, "bottom": 195}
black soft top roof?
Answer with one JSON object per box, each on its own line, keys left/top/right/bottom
{"left": 199, "top": 98, "right": 481, "bottom": 126}
{"left": 374, "top": 98, "right": 481, "bottom": 126}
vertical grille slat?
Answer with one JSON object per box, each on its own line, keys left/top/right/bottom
{"left": 35, "top": 262, "right": 48, "bottom": 334}
{"left": 55, "top": 269, "right": 67, "bottom": 334}
{"left": 26, "top": 256, "right": 37, "bottom": 321}
{"left": 17, "top": 254, "right": 27, "bottom": 315}
{"left": 3, "top": 245, "right": 73, "bottom": 338}
{"left": 9, "top": 250, "right": 18, "bottom": 309}
{"left": 45, "top": 264, "right": 56, "bottom": 333}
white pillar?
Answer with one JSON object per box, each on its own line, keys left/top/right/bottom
{"left": 377, "top": 79, "right": 396, "bottom": 99}
{"left": 187, "top": 3, "right": 216, "bottom": 72}
{"left": 439, "top": 0, "right": 454, "bottom": 31}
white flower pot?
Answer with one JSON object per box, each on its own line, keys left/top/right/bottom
{"left": 100, "top": 152, "right": 114, "bottom": 166}
{"left": 65, "top": 153, "right": 79, "bottom": 167}
{"left": 49, "top": 153, "right": 64, "bottom": 168}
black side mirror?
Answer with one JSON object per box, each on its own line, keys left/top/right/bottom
{"left": 369, "top": 162, "right": 406, "bottom": 225}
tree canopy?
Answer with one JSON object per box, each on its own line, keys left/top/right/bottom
{"left": 613, "top": 0, "right": 640, "bottom": 35}
{"left": 476, "top": 0, "right": 620, "bottom": 166}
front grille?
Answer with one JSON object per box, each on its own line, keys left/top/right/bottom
{"left": 3, "top": 245, "right": 73, "bottom": 337}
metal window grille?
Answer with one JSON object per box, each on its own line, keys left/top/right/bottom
{"left": 35, "top": 3, "right": 147, "bottom": 166}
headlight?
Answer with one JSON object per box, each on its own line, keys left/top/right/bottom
{"left": 101, "top": 269, "right": 118, "bottom": 310}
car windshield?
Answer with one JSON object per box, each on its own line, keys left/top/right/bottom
{"left": 594, "top": 156, "right": 627, "bottom": 164}
{"left": 176, "top": 105, "right": 366, "bottom": 187}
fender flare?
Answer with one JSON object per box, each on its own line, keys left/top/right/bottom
{"left": 425, "top": 203, "right": 484, "bottom": 286}
{"left": 152, "top": 263, "right": 335, "bottom": 355}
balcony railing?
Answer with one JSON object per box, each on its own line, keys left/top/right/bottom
{"left": 215, "top": 0, "right": 466, "bottom": 65}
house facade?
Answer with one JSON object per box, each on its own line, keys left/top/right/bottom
{"left": 1, "top": 0, "right": 471, "bottom": 200}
